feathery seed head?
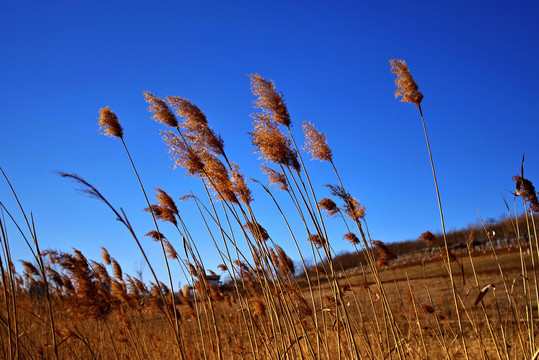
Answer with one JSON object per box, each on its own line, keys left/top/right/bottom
{"left": 20, "top": 260, "right": 40, "bottom": 277}
{"left": 203, "top": 154, "right": 238, "bottom": 203}
{"left": 326, "top": 184, "right": 366, "bottom": 221}
{"left": 101, "top": 247, "right": 111, "bottom": 265}
{"left": 144, "top": 230, "right": 165, "bottom": 242}
{"left": 269, "top": 247, "right": 279, "bottom": 268}
{"left": 250, "top": 114, "right": 300, "bottom": 172}
{"left": 347, "top": 197, "right": 366, "bottom": 221}
{"left": 47, "top": 267, "right": 64, "bottom": 288}
{"left": 302, "top": 121, "right": 333, "bottom": 162}
{"left": 161, "top": 130, "right": 205, "bottom": 176}
{"left": 307, "top": 234, "right": 326, "bottom": 249}
{"left": 513, "top": 175, "right": 539, "bottom": 212}
{"left": 343, "top": 232, "right": 360, "bottom": 246}
{"left": 276, "top": 245, "right": 295, "bottom": 275}
{"left": 230, "top": 163, "right": 253, "bottom": 205}
{"left": 261, "top": 166, "right": 288, "bottom": 191}
{"left": 209, "top": 284, "right": 224, "bottom": 302}
{"left": 311, "top": 265, "right": 326, "bottom": 276}
{"left": 389, "top": 59, "right": 423, "bottom": 107}
{"left": 144, "top": 92, "right": 179, "bottom": 127}
{"left": 90, "top": 261, "right": 111, "bottom": 288}
{"left": 144, "top": 204, "right": 177, "bottom": 226}
{"left": 418, "top": 231, "right": 436, "bottom": 246}
{"left": 154, "top": 188, "right": 179, "bottom": 215}
{"left": 98, "top": 106, "right": 123, "bottom": 138}
{"left": 243, "top": 221, "right": 269, "bottom": 241}
{"left": 185, "top": 263, "right": 197, "bottom": 278}
{"left": 373, "top": 240, "right": 393, "bottom": 269}
{"left": 163, "top": 240, "right": 178, "bottom": 260}
{"left": 217, "top": 264, "right": 228, "bottom": 272}
{"left": 318, "top": 197, "right": 339, "bottom": 217}
{"left": 249, "top": 74, "right": 291, "bottom": 127}
{"left": 166, "top": 96, "right": 225, "bottom": 156}
{"left": 111, "top": 258, "right": 123, "bottom": 280}
{"left": 291, "top": 292, "right": 312, "bottom": 318}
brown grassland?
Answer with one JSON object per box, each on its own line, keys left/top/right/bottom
{"left": 1, "top": 60, "right": 538, "bottom": 359}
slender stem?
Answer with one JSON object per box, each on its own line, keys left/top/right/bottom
{"left": 119, "top": 138, "right": 181, "bottom": 341}
{"left": 418, "top": 104, "right": 468, "bottom": 359}
{"left": 0, "top": 169, "right": 59, "bottom": 360}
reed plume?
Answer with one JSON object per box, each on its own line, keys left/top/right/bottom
{"left": 389, "top": 59, "right": 423, "bottom": 107}
{"left": 275, "top": 244, "right": 295, "bottom": 275}
{"left": 307, "top": 234, "right": 326, "bottom": 249}
{"left": 418, "top": 231, "right": 436, "bottom": 246}
{"left": 166, "top": 96, "right": 225, "bottom": 156}
{"left": 390, "top": 58, "right": 469, "bottom": 357}
{"left": 243, "top": 221, "right": 269, "bottom": 241}
{"left": 318, "top": 197, "right": 339, "bottom": 217}
{"left": 90, "top": 260, "right": 112, "bottom": 289}
{"left": 372, "top": 240, "right": 392, "bottom": 268}
{"left": 46, "top": 267, "right": 64, "bottom": 289}
{"left": 250, "top": 114, "right": 300, "bottom": 172}
{"left": 513, "top": 175, "right": 539, "bottom": 212}
{"left": 302, "top": 121, "right": 332, "bottom": 162}
{"left": 161, "top": 130, "right": 205, "bottom": 176}
{"left": 145, "top": 230, "right": 166, "bottom": 242}
{"left": 291, "top": 291, "right": 312, "bottom": 318}
{"left": 326, "top": 184, "right": 366, "bottom": 221}
{"left": 144, "top": 204, "right": 177, "bottom": 226}
{"left": 261, "top": 166, "right": 288, "bottom": 191}
{"left": 217, "top": 264, "right": 228, "bottom": 272}
{"left": 98, "top": 106, "right": 124, "bottom": 138}
{"left": 230, "top": 163, "right": 253, "bottom": 205}
{"left": 101, "top": 247, "right": 111, "bottom": 265}
{"left": 154, "top": 188, "right": 180, "bottom": 215}
{"left": 144, "top": 92, "right": 179, "bottom": 127}
{"left": 144, "top": 189, "right": 180, "bottom": 225}
{"left": 248, "top": 74, "right": 291, "bottom": 127}
{"left": 203, "top": 154, "right": 238, "bottom": 203}
{"left": 343, "top": 232, "right": 360, "bottom": 246}
{"left": 163, "top": 240, "right": 178, "bottom": 260}
{"left": 111, "top": 258, "right": 123, "bottom": 280}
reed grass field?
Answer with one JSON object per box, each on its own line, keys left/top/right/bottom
{"left": 1, "top": 62, "right": 538, "bottom": 360}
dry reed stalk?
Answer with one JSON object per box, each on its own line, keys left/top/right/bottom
{"left": 157, "top": 94, "right": 284, "bottom": 353}
{"left": 293, "top": 122, "right": 365, "bottom": 354}
{"left": 325, "top": 181, "right": 403, "bottom": 357}
{"left": 190, "top": 197, "right": 260, "bottom": 358}
{"left": 515, "top": 160, "right": 539, "bottom": 356}
{"left": 462, "top": 232, "right": 504, "bottom": 359}
{"left": 0, "top": 217, "right": 17, "bottom": 359}
{"left": 390, "top": 58, "right": 469, "bottom": 359}
{"left": 60, "top": 172, "right": 186, "bottom": 358}
{"left": 98, "top": 106, "right": 185, "bottom": 356}
{"left": 252, "top": 179, "right": 325, "bottom": 357}
{"left": 0, "top": 168, "right": 59, "bottom": 360}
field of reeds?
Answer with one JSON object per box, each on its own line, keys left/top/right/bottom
{"left": 1, "top": 60, "right": 538, "bottom": 359}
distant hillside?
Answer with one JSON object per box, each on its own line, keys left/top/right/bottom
{"left": 327, "top": 213, "right": 538, "bottom": 273}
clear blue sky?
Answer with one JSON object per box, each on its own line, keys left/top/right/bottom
{"left": 1, "top": 1, "right": 538, "bottom": 286}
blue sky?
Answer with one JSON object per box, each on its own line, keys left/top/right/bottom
{"left": 1, "top": 1, "right": 538, "bottom": 286}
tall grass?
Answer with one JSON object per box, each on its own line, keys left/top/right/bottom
{"left": 0, "top": 60, "right": 538, "bottom": 359}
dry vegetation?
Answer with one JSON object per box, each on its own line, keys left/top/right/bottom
{"left": 1, "top": 60, "right": 538, "bottom": 359}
